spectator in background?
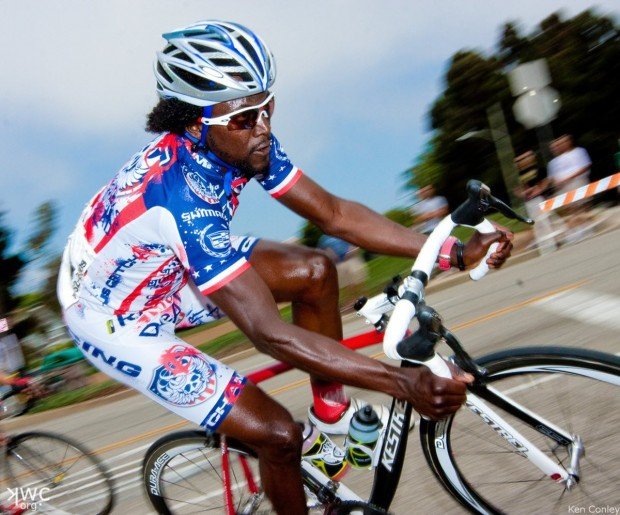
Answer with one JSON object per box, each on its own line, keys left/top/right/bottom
{"left": 547, "top": 134, "right": 591, "bottom": 194}
{"left": 513, "top": 150, "right": 560, "bottom": 254}
{"left": 0, "top": 317, "right": 26, "bottom": 377}
{"left": 317, "top": 235, "right": 368, "bottom": 312}
{"left": 547, "top": 135, "right": 594, "bottom": 241}
{"left": 410, "top": 184, "right": 449, "bottom": 235}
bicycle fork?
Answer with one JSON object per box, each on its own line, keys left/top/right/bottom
{"left": 456, "top": 389, "right": 583, "bottom": 486}
{"left": 220, "top": 437, "right": 263, "bottom": 515}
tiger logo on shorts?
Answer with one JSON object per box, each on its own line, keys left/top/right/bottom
{"left": 149, "top": 345, "right": 217, "bottom": 406}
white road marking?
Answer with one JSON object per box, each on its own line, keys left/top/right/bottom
{"left": 534, "top": 289, "right": 620, "bottom": 331}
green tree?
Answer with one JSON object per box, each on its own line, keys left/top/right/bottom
{"left": 401, "top": 139, "right": 444, "bottom": 196}
{"left": 0, "top": 212, "right": 26, "bottom": 314}
{"left": 0, "top": 201, "right": 59, "bottom": 321}
{"left": 427, "top": 50, "right": 511, "bottom": 205}
{"left": 405, "top": 9, "right": 619, "bottom": 202}
{"left": 299, "top": 221, "right": 323, "bottom": 248}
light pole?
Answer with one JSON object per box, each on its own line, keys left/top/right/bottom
{"left": 457, "top": 103, "right": 525, "bottom": 215}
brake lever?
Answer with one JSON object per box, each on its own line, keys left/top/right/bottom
{"left": 488, "top": 195, "right": 534, "bottom": 225}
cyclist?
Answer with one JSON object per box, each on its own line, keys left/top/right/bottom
{"left": 57, "top": 20, "right": 513, "bottom": 513}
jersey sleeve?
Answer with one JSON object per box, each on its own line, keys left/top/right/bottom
{"left": 172, "top": 213, "right": 250, "bottom": 296}
{"left": 146, "top": 144, "right": 251, "bottom": 296}
{"left": 257, "top": 134, "right": 303, "bottom": 198}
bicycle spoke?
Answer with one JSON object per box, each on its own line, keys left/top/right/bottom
{"left": 421, "top": 351, "right": 620, "bottom": 514}
{"left": 6, "top": 432, "right": 113, "bottom": 515}
{"left": 144, "top": 432, "right": 265, "bottom": 514}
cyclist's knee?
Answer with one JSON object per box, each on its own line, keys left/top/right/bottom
{"left": 259, "top": 417, "right": 303, "bottom": 464}
{"left": 300, "top": 250, "right": 339, "bottom": 302}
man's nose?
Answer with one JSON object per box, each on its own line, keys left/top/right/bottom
{"left": 253, "top": 110, "right": 271, "bottom": 134}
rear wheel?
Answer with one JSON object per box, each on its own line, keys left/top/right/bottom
{"left": 5, "top": 431, "right": 115, "bottom": 514}
{"left": 143, "top": 430, "right": 267, "bottom": 514}
{"left": 421, "top": 347, "right": 620, "bottom": 514}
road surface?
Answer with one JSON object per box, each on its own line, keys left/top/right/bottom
{"left": 5, "top": 225, "right": 620, "bottom": 514}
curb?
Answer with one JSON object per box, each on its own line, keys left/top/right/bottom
{"left": 3, "top": 388, "right": 139, "bottom": 431}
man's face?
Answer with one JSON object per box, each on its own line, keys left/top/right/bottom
{"left": 418, "top": 186, "right": 434, "bottom": 199}
{"left": 207, "top": 92, "right": 272, "bottom": 176}
{"left": 556, "top": 136, "right": 572, "bottom": 154}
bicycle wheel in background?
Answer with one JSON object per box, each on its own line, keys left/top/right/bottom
{"left": 420, "top": 347, "right": 620, "bottom": 514}
{"left": 5, "top": 431, "right": 115, "bottom": 515}
{"left": 143, "top": 430, "right": 267, "bottom": 514}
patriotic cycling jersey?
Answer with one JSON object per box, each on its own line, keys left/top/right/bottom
{"left": 61, "top": 133, "right": 302, "bottom": 315}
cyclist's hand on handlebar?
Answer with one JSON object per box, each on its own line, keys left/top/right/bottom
{"left": 463, "top": 224, "right": 514, "bottom": 269}
{"left": 400, "top": 365, "right": 473, "bottom": 420}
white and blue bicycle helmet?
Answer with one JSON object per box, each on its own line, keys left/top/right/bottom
{"left": 154, "top": 20, "right": 276, "bottom": 107}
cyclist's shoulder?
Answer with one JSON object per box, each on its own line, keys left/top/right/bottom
{"left": 112, "top": 133, "right": 190, "bottom": 191}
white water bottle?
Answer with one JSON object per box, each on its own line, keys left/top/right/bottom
{"left": 345, "top": 405, "right": 381, "bottom": 468}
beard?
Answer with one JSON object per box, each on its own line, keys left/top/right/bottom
{"left": 207, "top": 134, "right": 269, "bottom": 178}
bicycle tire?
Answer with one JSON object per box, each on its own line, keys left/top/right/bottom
{"left": 420, "top": 346, "right": 620, "bottom": 514}
{"left": 143, "top": 430, "right": 267, "bottom": 514}
{"left": 5, "top": 431, "right": 115, "bottom": 515}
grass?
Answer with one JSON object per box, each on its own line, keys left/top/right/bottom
{"left": 29, "top": 381, "right": 126, "bottom": 414}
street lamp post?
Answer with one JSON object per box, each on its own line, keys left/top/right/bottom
{"left": 456, "top": 103, "right": 525, "bottom": 215}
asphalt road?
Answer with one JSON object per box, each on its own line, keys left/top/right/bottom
{"left": 5, "top": 224, "right": 620, "bottom": 514}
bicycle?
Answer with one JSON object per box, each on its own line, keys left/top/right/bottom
{"left": 142, "top": 180, "right": 620, "bottom": 514}
{"left": 0, "top": 381, "right": 115, "bottom": 514}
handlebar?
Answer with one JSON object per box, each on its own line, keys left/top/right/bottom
{"left": 357, "top": 180, "right": 533, "bottom": 364}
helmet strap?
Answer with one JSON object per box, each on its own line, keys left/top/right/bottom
{"left": 198, "top": 105, "right": 212, "bottom": 149}
{"left": 188, "top": 105, "right": 213, "bottom": 152}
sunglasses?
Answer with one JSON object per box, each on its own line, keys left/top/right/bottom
{"left": 201, "top": 92, "right": 275, "bottom": 131}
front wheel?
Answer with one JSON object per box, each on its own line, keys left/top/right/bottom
{"left": 420, "top": 347, "right": 620, "bottom": 514}
{"left": 142, "top": 430, "right": 267, "bottom": 514}
{"left": 5, "top": 431, "right": 115, "bottom": 515}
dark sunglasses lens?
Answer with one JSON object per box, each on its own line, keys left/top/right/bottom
{"left": 227, "top": 109, "right": 260, "bottom": 130}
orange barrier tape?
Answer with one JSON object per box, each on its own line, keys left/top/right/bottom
{"left": 539, "top": 172, "right": 620, "bottom": 212}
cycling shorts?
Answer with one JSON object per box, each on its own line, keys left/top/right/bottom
{"left": 62, "top": 235, "right": 258, "bottom": 431}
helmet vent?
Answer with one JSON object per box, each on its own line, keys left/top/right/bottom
{"left": 156, "top": 63, "right": 173, "bottom": 83}
{"left": 189, "top": 42, "right": 219, "bottom": 54}
{"left": 236, "top": 72, "right": 253, "bottom": 83}
{"left": 210, "top": 57, "right": 239, "bottom": 67}
{"left": 236, "top": 35, "right": 263, "bottom": 75}
{"left": 172, "top": 51, "right": 192, "bottom": 63}
{"left": 169, "top": 65, "right": 226, "bottom": 91}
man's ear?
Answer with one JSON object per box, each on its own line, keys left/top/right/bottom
{"left": 186, "top": 124, "right": 201, "bottom": 138}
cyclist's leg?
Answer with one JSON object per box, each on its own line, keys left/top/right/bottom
{"left": 171, "top": 276, "right": 307, "bottom": 513}
{"left": 248, "top": 239, "right": 343, "bottom": 340}
{"left": 63, "top": 299, "right": 306, "bottom": 515}
{"left": 217, "top": 382, "right": 306, "bottom": 514}
{"left": 176, "top": 235, "right": 347, "bottom": 421}
{"left": 248, "top": 239, "right": 350, "bottom": 421}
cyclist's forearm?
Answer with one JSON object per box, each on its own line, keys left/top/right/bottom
{"left": 207, "top": 266, "right": 408, "bottom": 398}
{"left": 256, "top": 322, "right": 406, "bottom": 400}
{"left": 322, "top": 199, "right": 427, "bottom": 258}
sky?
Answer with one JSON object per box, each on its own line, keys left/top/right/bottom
{"left": 1, "top": 1, "right": 617, "bottom": 290}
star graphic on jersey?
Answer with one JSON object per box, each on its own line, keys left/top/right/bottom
{"left": 219, "top": 259, "right": 227, "bottom": 265}
{"left": 204, "top": 264, "right": 213, "bottom": 272}
{"left": 192, "top": 270, "right": 200, "bottom": 279}
{"left": 268, "top": 174, "right": 276, "bottom": 181}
